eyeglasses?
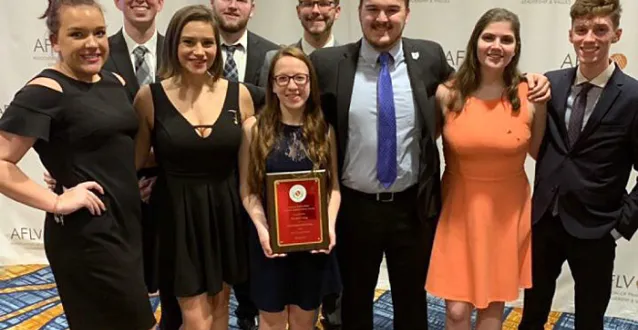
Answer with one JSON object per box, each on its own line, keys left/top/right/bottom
{"left": 298, "top": 0, "right": 336, "bottom": 9}
{"left": 273, "top": 74, "right": 309, "bottom": 87}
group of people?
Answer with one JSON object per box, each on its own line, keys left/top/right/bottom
{"left": 0, "top": 0, "right": 636, "bottom": 330}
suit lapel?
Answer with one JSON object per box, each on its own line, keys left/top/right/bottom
{"left": 403, "top": 39, "right": 434, "bottom": 139}
{"left": 551, "top": 68, "right": 577, "bottom": 151}
{"left": 572, "top": 68, "right": 622, "bottom": 148}
{"left": 245, "top": 32, "right": 262, "bottom": 85}
{"left": 109, "top": 30, "right": 139, "bottom": 97}
{"left": 336, "top": 42, "right": 360, "bottom": 156}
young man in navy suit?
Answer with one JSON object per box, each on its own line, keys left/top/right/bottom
{"left": 520, "top": 1, "right": 638, "bottom": 329}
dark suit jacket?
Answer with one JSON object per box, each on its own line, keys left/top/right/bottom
{"left": 258, "top": 38, "right": 341, "bottom": 87}
{"left": 533, "top": 66, "right": 638, "bottom": 240}
{"left": 309, "top": 38, "right": 453, "bottom": 222}
{"left": 104, "top": 29, "right": 165, "bottom": 102}
{"left": 242, "top": 31, "right": 279, "bottom": 110}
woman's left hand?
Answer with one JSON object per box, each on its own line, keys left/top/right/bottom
{"left": 311, "top": 228, "right": 336, "bottom": 255}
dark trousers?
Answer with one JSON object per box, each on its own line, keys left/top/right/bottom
{"left": 234, "top": 209, "right": 259, "bottom": 323}
{"left": 519, "top": 212, "right": 616, "bottom": 330}
{"left": 338, "top": 186, "right": 434, "bottom": 330}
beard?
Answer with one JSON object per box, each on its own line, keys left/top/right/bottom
{"left": 214, "top": 12, "right": 249, "bottom": 34}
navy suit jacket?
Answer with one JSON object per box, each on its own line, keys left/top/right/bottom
{"left": 533, "top": 66, "right": 638, "bottom": 240}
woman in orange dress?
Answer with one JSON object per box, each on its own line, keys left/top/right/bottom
{"left": 425, "top": 8, "right": 547, "bottom": 330}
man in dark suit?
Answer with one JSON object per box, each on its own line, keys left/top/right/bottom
{"left": 519, "top": 1, "right": 638, "bottom": 329}
{"left": 210, "top": 1, "right": 278, "bottom": 329}
{"left": 211, "top": 0, "right": 278, "bottom": 111}
{"left": 258, "top": 0, "right": 342, "bottom": 88}
{"left": 310, "top": 0, "right": 550, "bottom": 329}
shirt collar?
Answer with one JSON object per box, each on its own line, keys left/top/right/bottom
{"left": 574, "top": 60, "right": 616, "bottom": 88}
{"left": 360, "top": 37, "right": 403, "bottom": 66}
{"left": 301, "top": 34, "right": 335, "bottom": 54}
{"left": 122, "top": 26, "right": 158, "bottom": 56}
{"left": 221, "top": 30, "right": 248, "bottom": 51}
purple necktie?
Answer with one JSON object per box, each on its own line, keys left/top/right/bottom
{"left": 377, "top": 52, "right": 397, "bottom": 188}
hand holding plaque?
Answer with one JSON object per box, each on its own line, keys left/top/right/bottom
{"left": 266, "top": 169, "right": 330, "bottom": 254}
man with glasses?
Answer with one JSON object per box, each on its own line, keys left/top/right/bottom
{"left": 258, "top": 0, "right": 341, "bottom": 87}
{"left": 210, "top": 1, "right": 279, "bottom": 329}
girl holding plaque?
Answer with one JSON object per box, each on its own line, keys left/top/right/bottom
{"left": 239, "top": 46, "right": 341, "bottom": 330}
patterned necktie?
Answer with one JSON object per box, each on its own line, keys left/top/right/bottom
{"left": 133, "top": 45, "right": 152, "bottom": 86}
{"left": 223, "top": 44, "right": 239, "bottom": 81}
{"left": 377, "top": 52, "right": 397, "bottom": 188}
{"left": 567, "top": 82, "right": 594, "bottom": 146}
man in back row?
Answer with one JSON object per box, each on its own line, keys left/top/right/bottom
{"left": 210, "top": 1, "right": 278, "bottom": 329}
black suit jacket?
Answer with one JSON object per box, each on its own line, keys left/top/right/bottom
{"left": 104, "top": 29, "right": 165, "bottom": 102}
{"left": 533, "top": 66, "right": 638, "bottom": 240}
{"left": 241, "top": 31, "right": 279, "bottom": 109}
{"left": 309, "top": 38, "right": 453, "bottom": 222}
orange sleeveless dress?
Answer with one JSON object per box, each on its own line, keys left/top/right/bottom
{"left": 425, "top": 82, "right": 533, "bottom": 308}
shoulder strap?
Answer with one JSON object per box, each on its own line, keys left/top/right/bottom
{"left": 34, "top": 69, "right": 68, "bottom": 91}
{"left": 225, "top": 81, "right": 240, "bottom": 111}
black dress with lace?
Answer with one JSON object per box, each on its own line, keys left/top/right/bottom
{"left": 249, "top": 123, "right": 341, "bottom": 312}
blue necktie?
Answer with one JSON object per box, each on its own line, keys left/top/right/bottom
{"left": 377, "top": 52, "right": 397, "bottom": 188}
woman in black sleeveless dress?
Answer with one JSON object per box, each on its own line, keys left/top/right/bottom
{"left": 239, "top": 46, "right": 341, "bottom": 329}
{"left": 0, "top": 2, "right": 155, "bottom": 330}
{"left": 133, "top": 6, "right": 254, "bottom": 329}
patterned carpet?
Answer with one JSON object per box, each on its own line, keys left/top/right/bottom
{"left": 1, "top": 265, "right": 637, "bottom": 329}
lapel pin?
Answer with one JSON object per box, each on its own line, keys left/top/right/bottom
{"left": 411, "top": 52, "right": 420, "bottom": 60}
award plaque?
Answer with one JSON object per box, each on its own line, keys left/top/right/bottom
{"left": 266, "top": 169, "right": 329, "bottom": 253}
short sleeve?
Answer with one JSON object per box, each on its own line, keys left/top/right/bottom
{"left": 0, "top": 85, "right": 63, "bottom": 142}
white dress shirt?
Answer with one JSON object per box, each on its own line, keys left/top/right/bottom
{"left": 301, "top": 34, "right": 335, "bottom": 55}
{"left": 122, "top": 26, "right": 158, "bottom": 82}
{"left": 221, "top": 30, "right": 249, "bottom": 82}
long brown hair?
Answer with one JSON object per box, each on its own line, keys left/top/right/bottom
{"left": 248, "top": 46, "right": 332, "bottom": 195}
{"left": 158, "top": 5, "right": 223, "bottom": 81}
{"left": 447, "top": 8, "right": 522, "bottom": 112}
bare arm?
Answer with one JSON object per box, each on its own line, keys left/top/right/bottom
{"left": 434, "top": 84, "right": 451, "bottom": 140}
{"left": 0, "top": 78, "right": 104, "bottom": 215}
{"left": 133, "top": 85, "right": 154, "bottom": 171}
{"left": 238, "top": 116, "right": 284, "bottom": 257}
{"left": 528, "top": 101, "right": 547, "bottom": 160}
{"left": 0, "top": 131, "right": 58, "bottom": 213}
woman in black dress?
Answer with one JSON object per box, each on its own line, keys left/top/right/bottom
{"left": 0, "top": 1, "right": 155, "bottom": 329}
{"left": 133, "top": 5, "right": 254, "bottom": 330}
{"left": 238, "top": 46, "right": 341, "bottom": 329}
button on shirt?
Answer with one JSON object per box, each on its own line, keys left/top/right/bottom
{"left": 342, "top": 39, "right": 420, "bottom": 194}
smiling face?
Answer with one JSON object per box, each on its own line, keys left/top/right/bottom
{"left": 569, "top": 14, "right": 621, "bottom": 69}
{"left": 272, "top": 55, "right": 311, "bottom": 112}
{"left": 52, "top": 4, "right": 108, "bottom": 80}
{"left": 296, "top": 0, "right": 341, "bottom": 37}
{"left": 115, "top": 0, "right": 163, "bottom": 26}
{"left": 476, "top": 21, "right": 517, "bottom": 72}
{"left": 211, "top": 0, "right": 254, "bottom": 34}
{"left": 359, "top": 0, "right": 408, "bottom": 52}
{"left": 177, "top": 21, "right": 217, "bottom": 76}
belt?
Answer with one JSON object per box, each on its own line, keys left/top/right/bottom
{"left": 342, "top": 185, "right": 417, "bottom": 203}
